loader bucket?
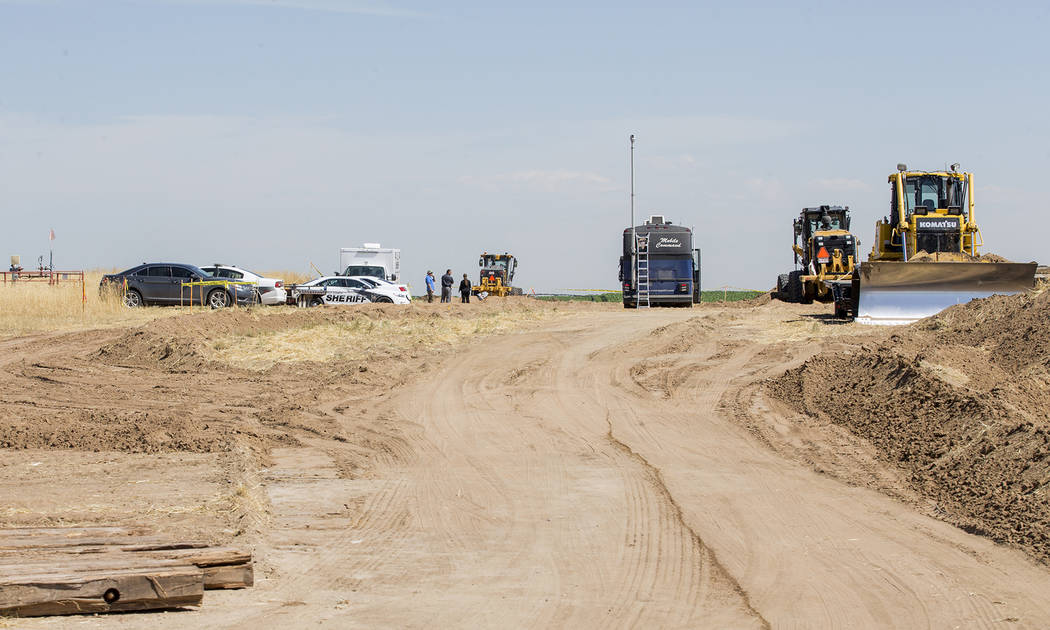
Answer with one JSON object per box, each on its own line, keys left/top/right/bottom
{"left": 855, "top": 261, "right": 1037, "bottom": 325}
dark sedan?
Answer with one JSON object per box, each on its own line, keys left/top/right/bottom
{"left": 100, "top": 263, "right": 255, "bottom": 308}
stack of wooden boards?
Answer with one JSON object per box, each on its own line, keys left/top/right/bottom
{"left": 0, "top": 526, "right": 253, "bottom": 617}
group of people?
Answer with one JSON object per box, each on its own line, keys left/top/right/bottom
{"left": 424, "top": 269, "right": 473, "bottom": 304}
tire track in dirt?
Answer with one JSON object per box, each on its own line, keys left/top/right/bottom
{"left": 602, "top": 414, "right": 771, "bottom": 629}
{"left": 259, "top": 319, "right": 764, "bottom": 629}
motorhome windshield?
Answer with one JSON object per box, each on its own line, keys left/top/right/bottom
{"left": 649, "top": 257, "right": 693, "bottom": 281}
{"left": 344, "top": 265, "right": 385, "bottom": 278}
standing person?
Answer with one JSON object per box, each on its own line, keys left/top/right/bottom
{"left": 459, "top": 273, "right": 472, "bottom": 303}
{"left": 440, "top": 269, "right": 454, "bottom": 303}
{"left": 424, "top": 271, "right": 436, "bottom": 303}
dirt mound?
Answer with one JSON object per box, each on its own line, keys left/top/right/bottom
{"left": 978, "top": 252, "right": 1013, "bottom": 263}
{"left": 910, "top": 250, "right": 978, "bottom": 262}
{"left": 96, "top": 328, "right": 207, "bottom": 371}
{"left": 1, "top": 301, "right": 567, "bottom": 457}
{"left": 714, "top": 291, "right": 775, "bottom": 309}
{"left": 94, "top": 304, "right": 498, "bottom": 371}
{"left": 0, "top": 406, "right": 298, "bottom": 453}
{"left": 767, "top": 288, "right": 1050, "bottom": 562}
{"left": 914, "top": 289, "right": 1050, "bottom": 376}
{"left": 908, "top": 250, "right": 1015, "bottom": 263}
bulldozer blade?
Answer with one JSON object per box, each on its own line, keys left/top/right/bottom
{"left": 855, "top": 261, "right": 1037, "bottom": 326}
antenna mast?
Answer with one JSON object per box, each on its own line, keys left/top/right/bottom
{"left": 630, "top": 134, "right": 636, "bottom": 239}
{"left": 629, "top": 135, "right": 636, "bottom": 288}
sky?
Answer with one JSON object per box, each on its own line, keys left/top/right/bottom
{"left": 2, "top": 0, "right": 1048, "bottom": 292}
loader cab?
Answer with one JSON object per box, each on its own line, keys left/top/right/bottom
{"left": 796, "top": 206, "right": 850, "bottom": 242}
{"left": 478, "top": 253, "right": 517, "bottom": 284}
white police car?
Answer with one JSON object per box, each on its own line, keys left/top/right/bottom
{"left": 291, "top": 276, "right": 407, "bottom": 307}
{"left": 343, "top": 276, "right": 412, "bottom": 303}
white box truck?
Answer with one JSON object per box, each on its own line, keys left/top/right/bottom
{"left": 339, "top": 244, "right": 401, "bottom": 281}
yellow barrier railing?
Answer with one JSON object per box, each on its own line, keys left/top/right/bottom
{"left": 180, "top": 280, "right": 257, "bottom": 308}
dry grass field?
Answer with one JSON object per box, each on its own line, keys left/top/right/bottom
{"left": 0, "top": 269, "right": 321, "bottom": 338}
{"left": 0, "top": 271, "right": 177, "bottom": 337}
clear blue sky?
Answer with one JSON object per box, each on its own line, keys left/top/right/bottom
{"left": 2, "top": 1, "right": 1048, "bottom": 291}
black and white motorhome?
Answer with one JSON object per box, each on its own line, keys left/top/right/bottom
{"left": 619, "top": 215, "right": 701, "bottom": 308}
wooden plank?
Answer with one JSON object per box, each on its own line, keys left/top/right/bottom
{"left": 0, "top": 541, "right": 247, "bottom": 567}
{"left": 0, "top": 547, "right": 252, "bottom": 590}
{"left": 0, "top": 529, "right": 253, "bottom": 595}
{"left": 118, "top": 541, "right": 214, "bottom": 552}
{"left": 0, "top": 527, "right": 149, "bottom": 541}
{"left": 141, "top": 546, "right": 251, "bottom": 567}
{"left": 0, "top": 565, "right": 203, "bottom": 617}
{"left": 0, "top": 536, "right": 200, "bottom": 551}
{"left": 200, "top": 563, "right": 253, "bottom": 590}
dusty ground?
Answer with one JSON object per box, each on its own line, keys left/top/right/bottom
{"left": 2, "top": 296, "right": 1050, "bottom": 628}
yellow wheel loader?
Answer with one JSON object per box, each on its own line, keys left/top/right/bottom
{"left": 472, "top": 252, "right": 523, "bottom": 297}
{"left": 774, "top": 205, "right": 859, "bottom": 315}
{"left": 832, "top": 164, "right": 1037, "bottom": 325}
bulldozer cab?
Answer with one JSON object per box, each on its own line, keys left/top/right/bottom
{"left": 875, "top": 167, "right": 977, "bottom": 261}
{"left": 891, "top": 173, "right": 967, "bottom": 218}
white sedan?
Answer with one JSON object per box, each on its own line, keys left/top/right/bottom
{"left": 292, "top": 276, "right": 410, "bottom": 306}
{"left": 200, "top": 264, "right": 287, "bottom": 306}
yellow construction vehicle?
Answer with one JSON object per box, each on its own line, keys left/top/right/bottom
{"left": 774, "top": 205, "right": 859, "bottom": 314}
{"left": 473, "top": 252, "right": 522, "bottom": 297}
{"left": 833, "top": 164, "right": 1037, "bottom": 324}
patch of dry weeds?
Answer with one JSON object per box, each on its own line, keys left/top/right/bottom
{"left": 0, "top": 271, "right": 212, "bottom": 338}
{"left": 208, "top": 303, "right": 557, "bottom": 370}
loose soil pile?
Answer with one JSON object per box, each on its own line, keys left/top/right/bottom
{"left": 0, "top": 300, "right": 568, "bottom": 457}
{"left": 908, "top": 250, "right": 1018, "bottom": 263}
{"left": 768, "top": 287, "right": 1050, "bottom": 562}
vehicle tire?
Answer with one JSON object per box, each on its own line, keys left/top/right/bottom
{"left": 310, "top": 297, "right": 324, "bottom": 307}
{"left": 374, "top": 296, "right": 394, "bottom": 303}
{"left": 849, "top": 272, "right": 861, "bottom": 319}
{"left": 207, "top": 289, "right": 230, "bottom": 309}
{"left": 122, "top": 289, "right": 143, "bottom": 308}
{"left": 774, "top": 273, "right": 790, "bottom": 300}
{"left": 785, "top": 271, "right": 803, "bottom": 303}
{"left": 510, "top": 287, "right": 524, "bottom": 296}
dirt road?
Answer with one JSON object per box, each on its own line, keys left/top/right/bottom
{"left": 7, "top": 303, "right": 1050, "bottom": 628}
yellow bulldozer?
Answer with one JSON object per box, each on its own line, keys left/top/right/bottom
{"left": 473, "top": 252, "right": 523, "bottom": 297}
{"left": 830, "top": 164, "right": 1037, "bottom": 324}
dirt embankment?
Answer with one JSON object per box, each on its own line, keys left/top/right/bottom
{"left": 0, "top": 300, "right": 566, "bottom": 459}
{"left": 908, "top": 250, "right": 1020, "bottom": 263}
{"left": 768, "top": 288, "right": 1050, "bottom": 562}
